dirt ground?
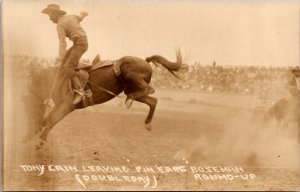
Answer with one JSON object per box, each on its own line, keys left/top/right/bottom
{"left": 3, "top": 81, "right": 300, "bottom": 190}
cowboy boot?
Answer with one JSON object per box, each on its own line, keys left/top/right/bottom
{"left": 72, "top": 76, "right": 85, "bottom": 105}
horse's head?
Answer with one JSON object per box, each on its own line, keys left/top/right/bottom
{"left": 23, "top": 64, "right": 58, "bottom": 135}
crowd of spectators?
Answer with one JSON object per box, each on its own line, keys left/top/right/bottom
{"left": 151, "top": 62, "right": 292, "bottom": 97}
{"left": 7, "top": 55, "right": 294, "bottom": 97}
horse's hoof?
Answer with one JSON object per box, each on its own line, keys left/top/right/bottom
{"left": 35, "top": 138, "right": 46, "bottom": 150}
{"left": 125, "top": 98, "right": 134, "bottom": 109}
{"left": 145, "top": 123, "right": 152, "bottom": 131}
{"left": 35, "top": 144, "right": 42, "bottom": 150}
{"left": 35, "top": 143, "right": 42, "bottom": 150}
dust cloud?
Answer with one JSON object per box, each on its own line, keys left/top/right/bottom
{"left": 174, "top": 99, "right": 299, "bottom": 171}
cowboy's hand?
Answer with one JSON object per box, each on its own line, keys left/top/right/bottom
{"left": 80, "top": 11, "right": 88, "bottom": 17}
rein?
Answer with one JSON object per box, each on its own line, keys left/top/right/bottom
{"left": 87, "top": 80, "right": 120, "bottom": 98}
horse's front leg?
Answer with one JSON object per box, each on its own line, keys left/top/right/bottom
{"left": 135, "top": 96, "right": 157, "bottom": 131}
{"left": 36, "top": 103, "right": 73, "bottom": 149}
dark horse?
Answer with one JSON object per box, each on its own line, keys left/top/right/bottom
{"left": 26, "top": 51, "right": 186, "bottom": 148}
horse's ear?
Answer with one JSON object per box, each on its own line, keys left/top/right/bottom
{"left": 92, "top": 54, "right": 101, "bottom": 66}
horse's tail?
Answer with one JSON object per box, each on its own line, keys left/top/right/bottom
{"left": 146, "top": 50, "right": 183, "bottom": 79}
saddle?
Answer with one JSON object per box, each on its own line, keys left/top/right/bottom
{"left": 71, "top": 54, "right": 121, "bottom": 106}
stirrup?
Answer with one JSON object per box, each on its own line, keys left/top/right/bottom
{"left": 74, "top": 89, "right": 84, "bottom": 95}
{"left": 72, "top": 89, "right": 85, "bottom": 105}
{"left": 73, "top": 94, "right": 84, "bottom": 105}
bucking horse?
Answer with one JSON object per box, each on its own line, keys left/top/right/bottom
{"left": 24, "top": 51, "right": 187, "bottom": 149}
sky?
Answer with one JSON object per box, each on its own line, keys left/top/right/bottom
{"left": 2, "top": 0, "right": 299, "bottom": 66}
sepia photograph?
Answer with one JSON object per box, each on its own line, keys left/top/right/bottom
{"left": 1, "top": 0, "right": 300, "bottom": 191}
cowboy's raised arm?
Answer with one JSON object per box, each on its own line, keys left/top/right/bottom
{"left": 77, "top": 11, "right": 88, "bottom": 22}
{"left": 56, "top": 24, "right": 67, "bottom": 62}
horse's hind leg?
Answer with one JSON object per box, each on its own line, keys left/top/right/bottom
{"left": 135, "top": 96, "right": 157, "bottom": 131}
{"left": 124, "top": 74, "right": 154, "bottom": 108}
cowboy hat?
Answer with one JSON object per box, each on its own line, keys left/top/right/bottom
{"left": 41, "top": 4, "right": 66, "bottom": 15}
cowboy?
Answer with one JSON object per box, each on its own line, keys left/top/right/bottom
{"left": 288, "top": 66, "right": 300, "bottom": 99}
{"left": 42, "top": 4, "right": 89, "bottom": 104}
{"left": 291, "top": 67, "right": 300, "bottom": 88}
